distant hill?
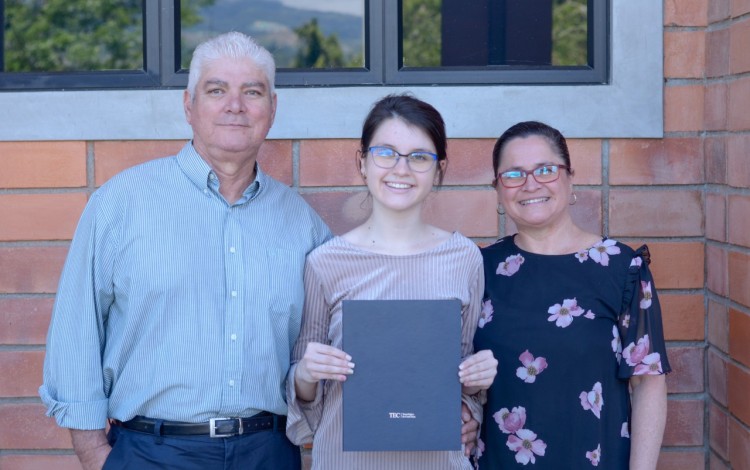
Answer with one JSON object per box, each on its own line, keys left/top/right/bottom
{"left": 181, "top": 0, "right": 363, "bottom": 67}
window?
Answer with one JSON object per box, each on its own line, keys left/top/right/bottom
{"left": 0, "top": 0, "right": 606, "bottom": 90}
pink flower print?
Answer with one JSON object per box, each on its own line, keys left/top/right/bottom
{"left": 547, "top": 298, "right": 585, "bottom": 328}
{"left": 586, "top": 444, "right": 601, "bottom": 466}
{"left": 476, "top": 437, "right": 485, "bottom": 459}
{"left": 584, "top": 310, "right": 596, "bottom": 319}
{"left": 634, "top": 352, "right": 663, "bottom": 375}
{"left": 621, "top": 422, "right": 630, "bottom": 438}
{"left": 516, "top": 350, "right": 548, "bottom": 383}
{"left": 506, "top": 429, "right": 547, "bottom": 465}
{"left": 478, "top": 299, "right": 494, "bottom": 328}
{"left": 575, "top": 250, "right": 589, "bottom": 263}
{"left": 623, "top": 335, "right": 650, "bottom": 367}
{"left": 493, "top": 406, "right": 526, "bottom": 434}
{"left": 611, "top": 326, "right": 622, "bottom": 363}
{"left": 579, "top": 382, "right": 604, "bottom": 419}
{"left": 588, "top": 239, "right": 621, "bottom": 266}
{"left": 630, "top": 257, "right": 643, "bottom": 268}
{"left": 621, "top": 314, "right": 630, "bottom": 328}
{"left": 497, "top": 254, "right": 525, "bottom": 276}
{"left": 640, "top": 281, "right": 653, "bottom": 309}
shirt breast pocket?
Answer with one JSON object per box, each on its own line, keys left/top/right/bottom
{"left": 266, "top": 247, "right": 306, "bottom": 316}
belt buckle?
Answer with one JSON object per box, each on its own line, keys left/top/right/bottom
{"left": 209, "top": 417, "right": 242, "bottom": 438}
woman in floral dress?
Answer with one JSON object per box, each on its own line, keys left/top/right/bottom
{"left": 473, "top": 121, "right": 670, "bottom": 469}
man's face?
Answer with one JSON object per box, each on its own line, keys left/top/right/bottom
{"left": 184, "top": 56, "right": 277, "bottom": 162}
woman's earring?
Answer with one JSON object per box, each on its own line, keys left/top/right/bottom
{"left": 569, "top": 193, "right": 578, "bottom": 205}
{"left": 496, "top": 204, "right": 505, "bottom": 215}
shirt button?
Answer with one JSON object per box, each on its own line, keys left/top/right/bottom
{"left": 229, "top": 247, "right": 236, "bottom": 253}
{"left": 230, "top": 334, "right": 237, "bottom": 341}
{"left": 231, "top": 291, "right": 237, "bottom": 297}
{"left": 229, "top": 379, "right": 235, "bottom": 387}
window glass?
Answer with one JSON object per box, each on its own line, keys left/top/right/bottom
{"left": 179, "top": 0, "right": 366, "bottom": 69}
{"left": 2, "top": 0, "right": 143, "bottom": 72}
{"left": 402, "top": 0, "right": 588, "bottom": 68}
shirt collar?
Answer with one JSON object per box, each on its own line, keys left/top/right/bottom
{"left": 176, "top": 142, "right": 266, "bottom": 202}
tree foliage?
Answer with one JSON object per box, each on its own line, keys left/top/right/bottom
{"left": 3, "top": 0, "right": 213, "bottom": 72}
{"left": 402, "top": 0, "right": 441, "bottom": 67}
{"left": 292, "top": 18, "right": 345, "bottom": 68}
{"left": 552, "top": 0, "right": 588, "bottom": 66}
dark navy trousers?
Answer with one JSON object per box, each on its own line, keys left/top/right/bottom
{"left": 103, "top": 424, "right": 301, "bottom": 470}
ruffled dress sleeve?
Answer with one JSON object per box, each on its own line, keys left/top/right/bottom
{"left": 616, "top": 245, "right": 672, "bottom": 379}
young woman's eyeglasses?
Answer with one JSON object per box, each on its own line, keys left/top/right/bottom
{"left": 498, "top": 164, "right": 571, "bottom": 188}
{"left": 368, "top": 146, "right": 438, "bottom": 173}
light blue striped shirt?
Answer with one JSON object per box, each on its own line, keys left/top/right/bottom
{"left": 40, "top": 143, "right": 331, "bottom": 430}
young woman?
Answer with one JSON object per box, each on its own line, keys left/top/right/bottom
{"left": 286, "top": 94, "right": 497, "bottom": 469}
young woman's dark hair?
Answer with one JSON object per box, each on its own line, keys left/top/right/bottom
{"left": 491, "top": 121, "right": 573, "bottom": 187}
{"left": 359, "top": 94, "right": 448, "bottom": 186}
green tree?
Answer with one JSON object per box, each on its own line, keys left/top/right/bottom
{"left": 402, "top": 0, "right": 441, "bottom": 67}
{"left": 3, "top": 0, "right": 213, "bottom": 72}
{"left": 552, "top": 0, "right": 587, "bottom": 66}
{"left": 293, "top": 18, "right": 344, "bottom": 68}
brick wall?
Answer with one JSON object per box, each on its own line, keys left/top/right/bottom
{"left": 1, "top": 2, "right": 749, "bottom": 469}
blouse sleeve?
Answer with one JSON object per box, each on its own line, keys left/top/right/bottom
{"left": 616, "top": 245, "right": 672, "bottom": 380}
{"left": 461, "top": 250, "right": 487, "bottom": 426}
{"left": 285, "top": 257, "right": 330, "bottom": 445}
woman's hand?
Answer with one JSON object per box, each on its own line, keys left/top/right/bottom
{"left": 294, "top": 342, "right": 354, "bottom": 402}
{"left": 461, "top": 402, "right": 480, "bottom": 457}
{"left": 459, "top": 349, "right": 498, "bottom": 394}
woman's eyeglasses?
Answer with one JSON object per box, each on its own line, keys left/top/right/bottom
{"left": 368, "top": 146, "right": 438, "bottom": 173}
{"left": 497, "top": 164, "right": 571, "bottom": 188}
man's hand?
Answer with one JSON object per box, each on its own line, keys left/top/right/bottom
{"left": 70, "top": 429, "right": 111, "bottom": 470}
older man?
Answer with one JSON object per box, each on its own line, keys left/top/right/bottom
{"left": 40, "top": 32, "right": 331, "bottom": 470}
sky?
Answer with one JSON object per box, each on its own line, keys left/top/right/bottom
{"left": 278, "top": 0, "right": 364, "bottom": 17}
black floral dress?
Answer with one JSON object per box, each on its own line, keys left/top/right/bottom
{"left": 473, "top": 235, "right": 670, "bottom": 469}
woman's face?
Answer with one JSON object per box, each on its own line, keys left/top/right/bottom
{"left": 362, "top": 117, "right": 443, "bottom": 215}
{"left": 496, "top": 135, "right": 573, "bottom": 231}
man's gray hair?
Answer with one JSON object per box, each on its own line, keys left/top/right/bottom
{"left": 187, "top": 31, "right": 276, "bottom": 100}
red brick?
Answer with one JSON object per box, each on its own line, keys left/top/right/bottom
{"left": 93, "top": 140, "right": 186, "bottom": 186}
{"left": 661, "top": 293, "right": 705, "bottom": 341}
{"left": 567, "top": 139, "right": 602, "bottom": 185}
{"left": 0, "top": 403, "right": 72, "bottom": 449}
{"left": 727, "top": 134, "right": 750, "bottom": 188}
{"left": 665, "top": 0, "right": 709, "bottom": 26}
{"left": 706, "top": 193, "right": 726, "bottom": 242}
{"left": 0, "top": 298, "right": 54, "bottom": 345}
{"left": 0, "top": 247, "right": 68, "bottom": 294}
{"left": 728, "top": 197, "right": 750, "bottom": 248}
{"left": 302, "top": 191, "right": 367, "bottom": 236}
{"left": 728, "top": 363, "right": 750, "bottom": 426}
{"left": 0, "top": 142, "right": 86, "bottom": 189}
{"left": 734, "top": 0, "right": 750, "bottom": 17}
{"left": 728, "top": 251, "right": 750, "bottom": 308}
{"left": 730, "top": 17, "right": 750, "bottom": 74}
{"left": 730, "top": 309, "right": 750, "bottom": 368}
{"left": 709, "top": 452, "right": 730, "bottom": 470}
{"left": 665, "top": 347, "right": 704, "bottom": 393}
{"left": 710, "top": 402, "right": 729, "bottom": 459}
{"left": 423, "top": 189, "right": 498, "bottom": 238}
{"left": 704, "top": 136, "right": 727, "bottom": 185}
{"left": 0, "top": 455, "right": 82, "bottom": 470}
{"left": 708, "top": 0, "right": 731, "bottom": 23}
{"left": 663, "top": 399, "right": 704, "bottom": 446}
{"left": 657, "top": 451, "right": 705, "bottom": 470}
{"left": 609, "top": 138, "right": 703, "bottom": 185}
{"left": 706, "top": 29, "right": 730, "bottom": 78}
{"left": 0, "top": 351, "right": 44, "bottom": 397}
{"left": 728, "top": 77, "right": 750, "bottom": 131}
{"left": 444, "top": 138, "right": 496, "bottom": 185}
{"left": 707, "top": 244, "right": 728, "bottom": 296}
{"left": 665, "top": 30, "right": 706, "bottom": 78}
{"left": 664, "top": 85, "right": 705, "bottom": 133}
{"left": 633, "top": 242, "right": 704, "bottom": 290}
{"left": 708, "top": 300, "right": 729, "bottom": 353}
{"left": 709, "top": 349, "right": 729, "bottom": 406}
{"left": 258, "top": 140, "right": 294, "bottom": 186}
{"left": 705, "top": 83, "right": 729, "bottom": 131}
{"left": 505, "top": 189, "right": 601, "bottom": 237}
{"left": 299, "top": 139, "right": 360, "bottom": 187}
{"left": 0, "top": 194, "right": 87, "bottom": 242}
{"left": 728, "top": 417, "right": 750, "bottom": 470}
{"left": 609, "top": 190, "right": 703, "bottom": 237}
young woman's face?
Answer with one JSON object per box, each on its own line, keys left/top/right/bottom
{"left": 362, "top": 117, "right": 443, "bottom": 214}
{"left": 496, "top": 135, "right": 573, "bottom": 231}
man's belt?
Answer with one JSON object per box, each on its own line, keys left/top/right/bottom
{"left": 112, "top": 412, "right": 286, "bottom": 438}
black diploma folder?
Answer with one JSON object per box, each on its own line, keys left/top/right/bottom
{"left": 342, "top": 299, "right": 462, "bottom": 451}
